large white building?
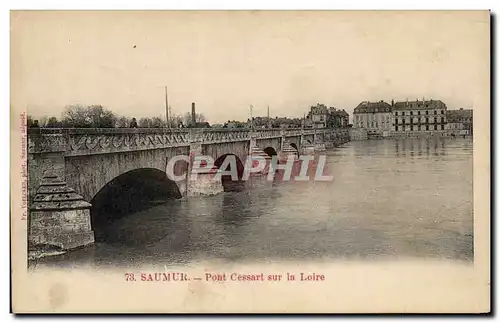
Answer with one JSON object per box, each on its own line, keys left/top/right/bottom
{"left": 392, "top": 99, "right": 447, "bottom": 133}
{"left": 353, "top": 100, "right": 393, "bottom": 137}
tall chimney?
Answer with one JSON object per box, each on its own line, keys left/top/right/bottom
{"left": 191, "top": 102, "right": 196, "bottom": 127}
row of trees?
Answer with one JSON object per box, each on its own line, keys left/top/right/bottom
{"left": 28, "top": 105, "right": 207, "bottom": 128}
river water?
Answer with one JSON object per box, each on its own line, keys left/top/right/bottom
{"left": 36, "top": 137, "right": 473, "bottom": 269}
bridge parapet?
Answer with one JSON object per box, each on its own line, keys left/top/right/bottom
{"left": 27, "top": 127, "right": 349, "bottom": 155}
{"left": 28, "top": 128, "right": 191, "bottom": 156}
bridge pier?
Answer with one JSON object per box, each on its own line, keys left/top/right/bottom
{"left": 29, "top": 172, "right": 94, "bottom": 250}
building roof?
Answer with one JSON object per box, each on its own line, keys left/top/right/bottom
{"left": 353, "top": 101, "right": 392, "bottom": 114}
{"left": 330, "top": 109, "right": 349, "bottom": 117}
{"left": 309, "top": 104, "right": 328, "bottom": 115}
{"left": 392, "top": 99, "right": 446, "bottom": 111}
{"left": 446, "top": 109, "right": 473, "bottom": 123}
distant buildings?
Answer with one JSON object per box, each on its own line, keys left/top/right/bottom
{"left": 246, "top": 116, "right": 302, "bottom": 129}
{"left": 352, "top": 98, "right": 472, "bottom": 138}
{"left": 306, "top": 104, "right": 349, "bottom": 129}
{"left": 446, "top": 108, "right": 473, "bottom": 135}
{"left": 353, "top": 100, "right": 392, "bottom": 137}
{"left": 306, "top": 104, "right": 329, "bottom": 128}
{"left": 392, "top": 99, "right": 447, "bottom": 133}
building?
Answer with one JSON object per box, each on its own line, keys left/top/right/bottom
{"left": 353, "top": 100, "right": 393, "bottom": 137}
{"left": 446, "top": 108, "right": 473, "bottom": 136}
{"left": 327, "top": 108, "right": 350, "bottom": 128}
{"left": 307, "top": 104, "right": 329, "bottom": 128}
{"left": 392, "top": 99, "right": 447, "bottom": 133}
{"left": 306, "top": 104, "right": 350, "bottom": 129}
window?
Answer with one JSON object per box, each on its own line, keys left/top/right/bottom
{"left": 395, "top": 112, "right": 398, "bottom": 116}
{"left": 411, "top": 125, "right": 414, "bottom": 131}
{"left": 395, "top": 125, "right": 399, "bottom": 131}
{"left": 441, "top": 110, "right": 444, "bottom": 114}
{"left": 402, "top": 119, "right": 405, "bottom": 124}
{"left": 395, "top": 118, "right": 398, "bottom": 125}
{"left": 441, "top": 117, "right": 444, "bottom": 123}
{"left": 402, "top": 111, "right": 405, "bottom": 116}
{"left": 426, "top": 125, "right": 429, "bottom": 131}
{"left": 426, "top": 117, "right": 429, "bottom": 124}
{"left": 418, "top": 111, "right": 421, "bottom": 115}
{"left": 434, "top": 110, "right": 437, "bottom": 115}
{"left": 434, "top": 117, "right": 437, "bottom": 123}
{"left": 434, "top": 124, "right": 438, "bottom": 130}
{"left": 426, "top": 111, "right": 429, "bottom": 115}
{"left": 410, "top": 111, "right": 413, "bottom": 116}
{"left": 441, "top": 124, "right": 444, "bottom": 130}
{"left": 418, "top": 125, "right": 421, "bottom": 131}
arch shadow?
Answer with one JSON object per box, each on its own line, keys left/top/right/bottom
{"left": 214, "top": 154, "right": 246, "bottom": 192}
{"left": 263, "top": 147, "right": 278, "bottom": 157}
{"left": 90, "top": 168, "right": 182, "bottom": 241}
{"left": 289, "top": 143, "right": 300, "bottom": 158}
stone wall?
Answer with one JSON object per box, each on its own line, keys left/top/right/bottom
{"left": 350, "top": 128, "right": 368, "bottom": 141}
{"left": 64, "top": 146, "right": 189, "bottom": 202}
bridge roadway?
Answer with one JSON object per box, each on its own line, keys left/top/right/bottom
{"left": 27, "top": 127, "right": 351, "bottom": 251}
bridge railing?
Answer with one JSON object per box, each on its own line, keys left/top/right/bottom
{"left": 26, "top": 127, "right": 344, "bottom": 135}
{"left": 27, "top": 127, "right": 351, "bottom": 155}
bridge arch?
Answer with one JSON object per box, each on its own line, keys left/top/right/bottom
{"left": 90, "top": 168, "right": 182, "bottom": 240}
{"left": 214, "top": 154, "right": 246, "bottom": 191}
{"left": 263, "top": 147, "right": 278, "bottom": 157}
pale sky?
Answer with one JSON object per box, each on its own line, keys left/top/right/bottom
{"left": 11, "top": 11, "right": 489, "bottom": 124}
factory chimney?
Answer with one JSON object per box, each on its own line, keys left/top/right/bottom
{"left": 191, "top": 102, "right": 196, "bottom": 127}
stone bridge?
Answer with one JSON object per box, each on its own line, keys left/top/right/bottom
{"left": 27, "top": 127, "right": 350, "bottom": 251}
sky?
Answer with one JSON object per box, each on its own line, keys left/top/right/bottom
{"left": 11, "top": 10, "right": 489, "bottom": 124}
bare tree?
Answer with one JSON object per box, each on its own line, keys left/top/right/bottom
{"left": 45, "top": 116, "right": 61, "bottom": 128}
{"left": 138, "top": 117, "right": 153, "bottom": 128}
{"left": 62, "top": 104, "right": 89, "bottom": 127}
{"left": 150, "top": 117, "right": 165, "bottom": 128}
{"left": 183, "top": 112, "right": 207, "bottom": 126}
{"left": 39, "top": 116, "right": 49, "bottom": 127}
{"left": 61, "top": 104, "right": 116, "bottom": 128}
{"left": 27, "top": 115, "right": 34, "bottom": 127}
{"left": 87, "top": 105, "right": 116, "bottom": 128}
{"left": 167, "top": 114, "right": 183, "bottom": 127}
{"left": 115, "top": 116, "right": 131, "bottom": 128}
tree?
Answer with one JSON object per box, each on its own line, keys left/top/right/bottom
{"left": 183, "top": 112, "right": 207, "bottom": 126}
{"left": 61, "top": 104, "right": 116, "bottom": 128}
{"left": 27, "top": 115, "right": 34, "bottom": 127}
{"left": 87, "top": 105, "right": 116, "bottom": 128}
{"left": 115, "top": 116, "right": 131, "bottom": 128}
{"left": 61, "top": 104, "right": 90, "bottom": 128}
{"left": 138, "top": 117, "right": 153, "bottom": 128}
{"left": 150, "top": 117, "right": 165, "bottom": 128}
{"left": 167, "top": 114, "right": 183, "bottom": 128}
{"left": 39, "top": 116, "right": 49, "bottom": 127}
{"left": 45, "top": 116, "right": 61, "bottom": 128}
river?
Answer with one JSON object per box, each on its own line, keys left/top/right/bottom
{"left": 34, "top": 137, "right": 473, "bottom": 269}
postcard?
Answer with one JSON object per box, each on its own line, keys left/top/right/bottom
{"left": 11, "top": 10, "right": 490, "bottom": 313}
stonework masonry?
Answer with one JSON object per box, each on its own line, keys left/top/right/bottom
{"left": 27, "top": 127, "right": 351, "bottom": 251}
